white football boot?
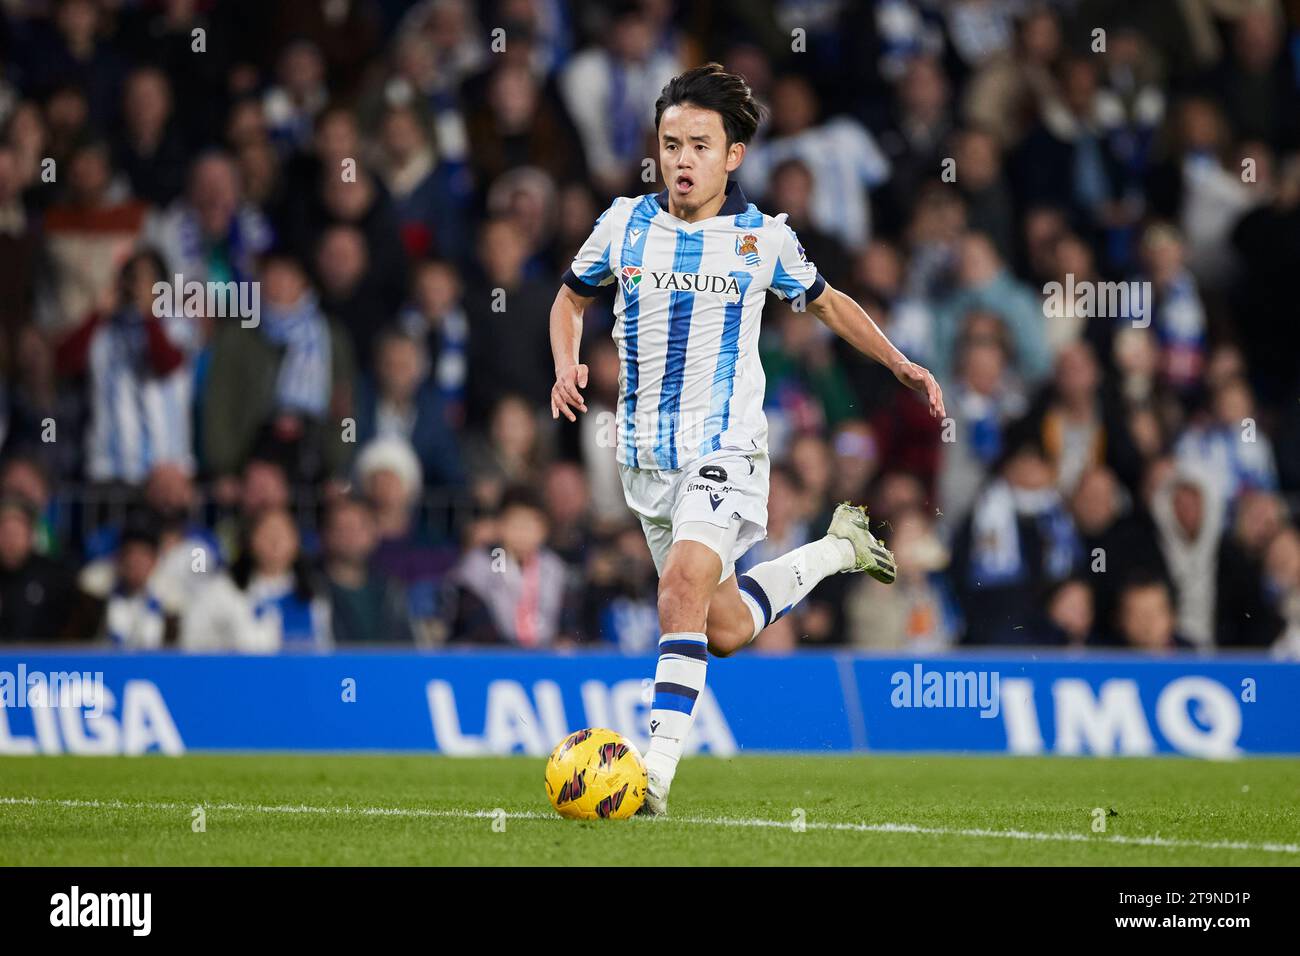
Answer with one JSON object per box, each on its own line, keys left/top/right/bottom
{"left": 637, "top": 769, "right": 670, "bottom": 817}
{"left": 827, "top": 502, "right": 897, "bottom": 584}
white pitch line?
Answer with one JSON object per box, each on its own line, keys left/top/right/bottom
{"left": 2, "top": 796, "right": 1296, "bottom": 856}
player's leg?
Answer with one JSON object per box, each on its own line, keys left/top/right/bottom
{"left": 705, "top": 503, "right": 899, "bottom": 656}
{"left": 702, "top": 574, "right": 759, "bottom": 657}
{"left": 641, "top": 533, "right": 726, "bottom": 814}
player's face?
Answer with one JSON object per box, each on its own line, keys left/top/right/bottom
{"left": 658, "top": 104, "right": 743, "bottom": 217}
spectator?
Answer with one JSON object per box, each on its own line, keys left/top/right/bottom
{"left": 849, "top": 240, "right": 935, "bottom": 368}
{"left": 203, "top": 250, "right": 356, "bottom": 486}
{"left": 356, "top": 435, "right": 454, "bottom": 630}
{"left": 484, "top": 166, "right": 560, "bottom": 282}
{"left": 263, "top": 40, "right": 329, "bottom": 155}
{"left": 951, "top": 126, "right": 1016, "bottom": 262}
{"left": 543, "top": 461, "right": 593, "bottom": 567}
{"left": 1215, "top": 489, "right": 1288, "bottom": 648}
{"left": 875, "top": 55, "right": 952, "bottom": 238}
{"left": 1231, "top": 153, "right": 1300, "bottom": 407}
{"left": 1263, "top": 527, "right": 1300, "bottom": 659}
{"left": 1150, "top": 464, "right": 1224, "bottom": 648}
{"left": 321, "top": 496, "right": 413, "bottom": 644}
{"left": 823, "top": 420, "right": 880, "bottom": 514}
{"left": 1116, "top": 576, "right": 1194, "bottom": 652}
{"left": 737, "top": 464, "right": 810, "bottom": 573}
{"left": 146, "top": 151, "right": 272, "bottom": 285}
{"left": 576, "top": 339, "right": 629, "bottom": 529}
{"left": 141, "top": 462, "right": 223, "bottom": 615}
{"left": 846, "top": 506, "right": 958, "bottom": 651}
{"left": 951, "top": 439, "right": 1081, "bottom": 645}
{"left": 932, "top": 232, "right": 1052, "bottom": 388}
{"left": 962, "top": 7, "right": 1063, "bottom": 149}
{"left": 1174, "top": 375, "right": 1278, "bottom": 519}
{"left": 464, "top": 393, "right": 549, "bottom": 508}
{"left": 182, "top": 506, "right": 331, "bottom": 651}
{"left": 374, "top": 103, "right": 470, "bottom": 262}
{"left": 936, "top": 319, "right": 1027, "bottom": 529}
{"left": 558, "top": 5, "right": 679, "bottom": 196}
{"left": 463, "top": 218, "right": 556, "bottom": 427}
{"left": 0, "top": 495, "right": 77, "bottom": 642}
{"left": 397, "top": 258, "right": 469, "bottom": 428}
{"left": 112, "top": 66, "right": 189, "bottom": 207}
{"left": 761, "top": 302, "right": 858, "bottom": 451}
{"left": 464, "top": 61, "right": 586, "bottom": 198}
{"left": 57, "top": 248, "right": 197, "bottom": 486}
{"left": 1022, "top": 341, "right": 1144, "bottom": 496}
{"left": 1135, "top": 222, "right": 1208, "bottom": 400}
{"left": 21, "top": 0, "right": 125, "bottom": 127}
{"left": 1043, "top": 577, "right": 1094, "bottom": 647}
{"left": 764, "top": 158, "right": 850, "bottom": 288}
{"left": 1195, "top": 5, "right": 1299, "bottom": 155}
{"left": 38, "top": 137, "right": 149, "bottom": 338}
{"left": 65, "top": 510, "right": 175, "bottom": 647}
{"left": 311, "top": 167, "right": 410, "bottom": 368}
{"left": 0, "top": 455, "right": 61, "bottom": 557}
{"left": 355, "top": 327, "right": 464, "bottom": 489}
{"left": 1068, "top": 465, "right": 1168, "bottom": 645}
{"left": 4, "top": 326, "right": 83, "bottom": 481}
{"left": 739, "top": 72, "right": 890, "bottom": 248}
{"left": 0, "top": 144, "right": 40, "bottom": 361}
{"left": 578, "top": 524, "right": 660, "bottom": 651}
{"left": 446, "top": 485, "right": 575, "bottom": 646}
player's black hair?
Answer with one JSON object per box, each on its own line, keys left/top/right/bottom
{"left": 654, "top": 62, "right": 765, "bottom": 148}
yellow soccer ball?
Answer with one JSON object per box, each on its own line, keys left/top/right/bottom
{"left": 544, "top": 728, "right": 647, "bottom": 820}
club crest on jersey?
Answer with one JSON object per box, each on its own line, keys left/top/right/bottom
{"left": 736, "top": 232, "right": 761, "bottom": 266}
{"left": 620, "top": 265, "right": 642, "bottom": 294}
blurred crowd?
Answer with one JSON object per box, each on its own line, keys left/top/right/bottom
{"left": 0, "top": 0, "right": 1298, "bottom": 656}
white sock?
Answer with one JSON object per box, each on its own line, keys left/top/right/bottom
{"left": 644, "top": 631, "right": 708, "bottom": 786}
{"left": 737, "top": 535, "right": 854, "bottom": 638}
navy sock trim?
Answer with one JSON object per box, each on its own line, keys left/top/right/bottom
{"left": 658, "top": 640, "right": 709, "bottom": 661}
{"left": 737, "top": 573, "right": 772, "bottom": 627}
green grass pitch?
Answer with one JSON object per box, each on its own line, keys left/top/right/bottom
{"left": 1, "top": 754, "right": 1297, "bottom": 866}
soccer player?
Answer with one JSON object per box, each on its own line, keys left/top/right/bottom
{"left": 549, "top": 64, "right": 945, "bottom": 814}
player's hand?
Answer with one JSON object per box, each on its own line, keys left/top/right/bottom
{"left": 551, "top": 363, "right": 589, "bottom": 422}
{"left": 892, "top": 358, "right": 946, "bottom": 419}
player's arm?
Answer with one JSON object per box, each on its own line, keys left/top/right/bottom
{"left": 550, "top": 283, "right": 593, "bottom": 422}
{"left": 552, "top": 199, "right": 621, "bottom": 421}
{"left": 806, "top": 283, "right": 946, "bottom": 418}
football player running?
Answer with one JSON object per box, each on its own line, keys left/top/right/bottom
{"left": 549, "top": 64, "right": 945, "bottom": 815}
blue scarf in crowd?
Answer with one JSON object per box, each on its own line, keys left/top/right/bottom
{"left": 260, "top": 291, "right": 332, "bottom": 418}
{"left": 970, "top": 480, "right": 1079, "bottom": 586}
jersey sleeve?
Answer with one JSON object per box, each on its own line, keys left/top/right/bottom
{"left": 769, "top": 221, "right": 826, "bottom": 303}
{"left": 561, "top": 199, "right": 621, "bottom": 297}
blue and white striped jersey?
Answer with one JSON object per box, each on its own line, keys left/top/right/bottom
{"left": 562, "top": 181, "right": 825, "bottom": 471}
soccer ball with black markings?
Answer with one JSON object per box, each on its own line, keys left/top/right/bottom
{"left": 544, "top": 728, "right": 647, "bottom": 820}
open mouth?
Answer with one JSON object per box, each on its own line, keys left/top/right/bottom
{"left": 674, "top": 174, "right": 695, "bottom": 194}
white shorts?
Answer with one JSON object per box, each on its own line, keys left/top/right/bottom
{"left": 618, "top": 446, "right": 770, "bottom": 583}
